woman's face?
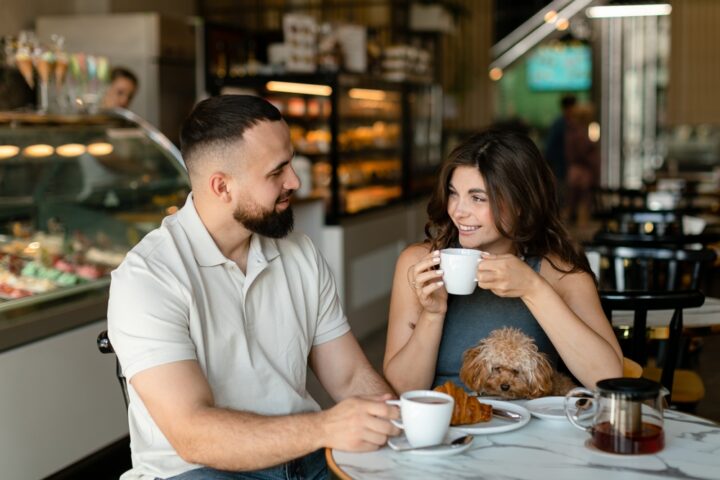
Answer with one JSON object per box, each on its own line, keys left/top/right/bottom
{"left": 447, "top": 166, "right": 513, "bottom": 253}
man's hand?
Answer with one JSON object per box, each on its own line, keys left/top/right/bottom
{"left": 318, "top": 394, "right": 400, "bottom": 452}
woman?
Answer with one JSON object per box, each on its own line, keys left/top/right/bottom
{"left": 383, "top": 130, "right": 622, "bottom": 394}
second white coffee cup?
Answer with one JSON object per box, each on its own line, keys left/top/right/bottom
{"left": 386, "top": 390, "right": 454, "bottom": 448}
{"left": 440, "top": 248, "right": 481, "bottom": 295}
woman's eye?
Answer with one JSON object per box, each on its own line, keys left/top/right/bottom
{"left": 448, "top": 191, "right": 458, "bottom": 198}
{"left": 472, "top": 196, "right": 486, "bottom": 203}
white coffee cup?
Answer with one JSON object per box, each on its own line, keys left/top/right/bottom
{"left": 386, "top": 390, "right": 454, "bottom": 448}
{"left": 440, "top": 248, "right": 481, "bottom": 295}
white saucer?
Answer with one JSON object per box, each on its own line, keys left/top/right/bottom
{"left": 387, "top": 427, "right": 473, "bottom": 456}
{"left": 454, "top": 399, "right": 531, "bottom": 435}
{"left": 524, "top": 396, "right": 569, "bottom": 421}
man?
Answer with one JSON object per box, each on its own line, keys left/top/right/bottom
{"left": 108, "top": 95, "right": 399, "bottom": 480}
{"left": 103, "top": 66, "right": 138, "bottom": 109}
{"left": 544, "top": 94, "right": 577, "bottom": 196}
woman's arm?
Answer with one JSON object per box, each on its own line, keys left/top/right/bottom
{"left": 477, "top": 254, "right": 623, "bottom": 387}
{"left": 383, "top": 245, "right": 447, "bottom": 393}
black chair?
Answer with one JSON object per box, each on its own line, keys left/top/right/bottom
{"left": 97, "top": 330, "right": 129, "bottom": 408}
{"left": 585, "top": 244, "right": 716, "bottom": 292}
{"left": 585, "top": 243, "right": 716, "bottom": 407}
{"left": 600, "top": 290, "right": 705, "bottom": 404}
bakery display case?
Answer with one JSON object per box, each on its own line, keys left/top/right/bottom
{"left": 213, "top": 73, "right": 440, "bottom": 223}
{"left": 0, "top": 109, "right": 189, "bottom": 351}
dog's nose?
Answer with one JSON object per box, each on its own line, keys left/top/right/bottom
{"left": 501, "top": 384, "right": 510, "bottom": 391}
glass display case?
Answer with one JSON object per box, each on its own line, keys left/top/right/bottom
{"left": 213, "top": 73, "right": 441, "bottom": 223}
{"left": 0, "top": 109, "right": 189, "bottom": 351}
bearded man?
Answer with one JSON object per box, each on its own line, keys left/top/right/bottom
{"left": 107, "top": 95, "right": 399, "bottom": 480}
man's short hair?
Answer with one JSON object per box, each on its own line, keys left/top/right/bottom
{"left": 560, "top": 94, "right": 577, "bottom": 110}
{"left": 180, "top": 95, "right": 283, "bottom": 172}
{"left": 110, "top": 67, "right": 138, "bottom": 87}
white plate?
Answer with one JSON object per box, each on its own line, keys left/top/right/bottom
{"left": 387, "top": 427, "right": 473, "bottom": 456}
{"left": 454, "top": 399, "right": 531, "bottom": 435}
{"left": 525, "top": 396, "right": 570, "bottom": 421}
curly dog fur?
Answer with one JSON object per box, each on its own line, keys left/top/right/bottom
{"left": 459, "top": 327, "right": 576, "bottom": 399}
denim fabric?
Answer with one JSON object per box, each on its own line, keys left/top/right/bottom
{"left": 161, "top": 449, "right": 328, "bottom": 480}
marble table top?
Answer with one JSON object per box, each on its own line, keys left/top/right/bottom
{"left": 611, "top": 296, "right": 720, "bottom": 329}
{"left": 330, "top": 408, "right": 720, "bottom": 480}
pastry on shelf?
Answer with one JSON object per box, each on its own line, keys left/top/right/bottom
{"left": 434, "top": 380, "right": 492, "bottom": 425}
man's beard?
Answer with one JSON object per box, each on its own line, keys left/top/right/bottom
{"left": 233, "top": 197, "right": 294, "bottom": 239}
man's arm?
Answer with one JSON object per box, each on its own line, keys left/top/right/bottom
{"left": 131, "top": 357, "right": 399, "bottom": 472}
{"left": 309, "top": 331, "right": 395, "bottom": 401}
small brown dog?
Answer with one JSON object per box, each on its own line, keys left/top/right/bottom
{"left": 459, "top": 327, "right": 576, "bottom": 399}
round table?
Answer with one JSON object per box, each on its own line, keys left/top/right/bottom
{"left": 327, "top": 408, "right": 720, "bottom": 479}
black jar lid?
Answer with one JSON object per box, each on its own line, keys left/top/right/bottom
{"left": 596, "top": 377, "right": 662, "bottom": 400}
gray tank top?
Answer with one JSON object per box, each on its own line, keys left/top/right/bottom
{"left": 432, "top": 255, "right": 560, "bottom": 389}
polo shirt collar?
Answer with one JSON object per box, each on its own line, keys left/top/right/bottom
{"left": 177, "top": 194, "right": 280, "bottom": 268}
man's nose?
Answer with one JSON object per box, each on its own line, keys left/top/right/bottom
{"left": 285, "top": 167, "right": 301, "bottom": 190}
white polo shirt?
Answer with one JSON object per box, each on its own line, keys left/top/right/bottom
{"left": 107, "top": 194, "right": 350, "bottom": 480}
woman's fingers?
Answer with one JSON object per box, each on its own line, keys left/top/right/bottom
{"left": 415, "top": 268, "right": 443, "bottom": 288}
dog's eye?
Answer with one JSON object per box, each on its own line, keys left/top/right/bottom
{"left": 492, "top": 367, "right": 500, "bottom": 373}
{"left": 511, "top": 369, "right": 519, "bottom": 375}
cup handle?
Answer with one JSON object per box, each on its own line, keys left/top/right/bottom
{"left": 564, "top": 387, "right": 595, "bottom": 432}
{"left": 385, "top": 399, "right": 404, "bottom": 429}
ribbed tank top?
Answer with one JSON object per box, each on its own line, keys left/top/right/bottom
{"left": 432, "top": 255, "right": 560, "bottom": 389}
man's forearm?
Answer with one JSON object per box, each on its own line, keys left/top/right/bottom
{"left": 345, "top": 362, "right": 396, "bottom": 398}
{"left": 178, "top": 407, "right": 325, "bottom": 471}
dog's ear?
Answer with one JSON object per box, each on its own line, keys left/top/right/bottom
{"left": 460, "top": 345, "right": 491, "bottom": 392}
{"left": 526, "top": 351, "right": 554, "bottom": 398}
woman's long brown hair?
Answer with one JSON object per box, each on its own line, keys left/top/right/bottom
{"left": 425, "top": 129, "right": 592, "bottom": 276}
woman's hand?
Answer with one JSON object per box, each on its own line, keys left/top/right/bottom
{"left": 406, "top": 250, "right": 447, "bottom": 315}
{"left": 476, "top": 253, "right": 542, "bottom": 298}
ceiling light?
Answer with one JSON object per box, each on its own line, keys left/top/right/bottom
{"left": 56, "top": 143, "right": 87, "bottom": 157}
{"left": 489, "top": 67, "right": 503, "bottom": 81}
{"left": 586, "top": 4, "right": 671, "bottom": 18}
{"left": 556, "top": 18, "right": 570, "bottom": 31}
{"left": 266, "top": 81, "right": 332, "bottom": 96}
{"left": 87, "top": 142, "right": 114, "bottom": 156}
{"left": 544, "top": 10, "right": 558, "bottom": 23}
{"left": 0, "top": 145, "right": 20, "bottom": 160}
{"left": 23, "top": 144, "right": 54, "bottom": 158}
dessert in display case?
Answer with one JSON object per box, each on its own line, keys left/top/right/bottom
{"left": 214, "top": 73, "right": 439, "bottom": 222}
{"left": 0, "top": 109, "right": 189, "bottom": 350}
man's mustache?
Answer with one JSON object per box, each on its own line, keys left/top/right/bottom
{"left": 276, "top": 190, "right": 294, "bottom": 203}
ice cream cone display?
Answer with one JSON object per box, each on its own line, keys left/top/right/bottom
{"left": 35, "top": 50, "right": 55, "bottom": 86}
{"left": 55, "top": 53, "right": 68, "bottom": 88}
{"left": 15, "top": 50, "right": 34, "bottom": 89}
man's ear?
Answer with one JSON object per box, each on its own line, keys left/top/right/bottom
{"left": 208, "top": 172, "right": 233, "bottom": 202}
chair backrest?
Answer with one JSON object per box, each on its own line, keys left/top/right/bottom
{"left": 622, "top": 357, "right": 643, "bottom": 378}
{"left": 97, "top": 330, "right": 129, "bottom": 408}
{"left": 584, "top": 244, "right": 716, "bottom": 292}
{"left": 600, "top": 290, "right": 705, "bottom": 403}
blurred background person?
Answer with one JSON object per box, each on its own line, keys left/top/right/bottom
{"left": 545, "top": 94, "right": 577, "bottom": 205}
{"left": 102, "top": 66, "right": 138, "bottom": 109}
{"left": 565, "top": 103, "right": 600, "bottom": 225}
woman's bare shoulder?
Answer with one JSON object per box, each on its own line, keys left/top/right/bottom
{"left": 540, "top": 253, "right": 592, "bottom": 285}
{"left": 397, "top": 242, "right": 433, "bottom": 266}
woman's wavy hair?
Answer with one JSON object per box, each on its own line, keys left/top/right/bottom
{"left": 425, "top": 129, "right": 591, "bottom": 276}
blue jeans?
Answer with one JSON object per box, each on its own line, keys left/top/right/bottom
{"left": 162, "top": 449, "right": 328, "bottom": 480}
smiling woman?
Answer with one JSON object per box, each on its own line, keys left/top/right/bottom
{"left": 383, "top": 129, "right": 623, "bottom": 397}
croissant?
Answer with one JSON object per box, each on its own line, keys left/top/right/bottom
{"left": 434, "top": 381, "right": 492, "bottom": 425}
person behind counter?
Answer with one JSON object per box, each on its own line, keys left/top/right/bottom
{"left": 383, "top": 129, "right": 623, "bottom": 394}
{"left": 102, "top": 66, "right": 138, "bottom": 109}
{"left": 107, "top": 94, "right": 399, "bottom": 480}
